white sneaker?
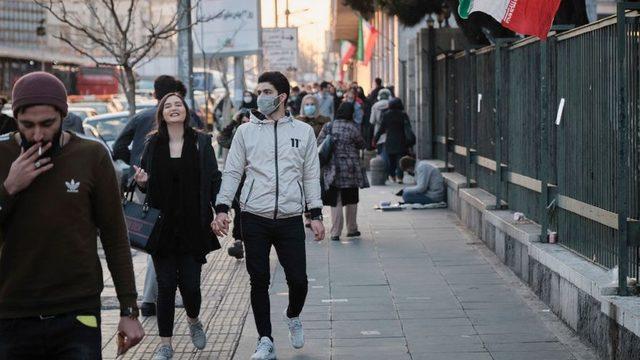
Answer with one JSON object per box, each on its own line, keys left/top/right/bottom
{"left": 250, "top": 336, "right": 277, "bottom": 360}
{"left": 152, "top": 344, "right": 174, "bottom": 360}
{"left": 283, "top": 309, "right": 304, "bottom": 349}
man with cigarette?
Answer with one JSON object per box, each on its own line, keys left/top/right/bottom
{"left": 0, "top": 72, "right": 144, "bottom": 358}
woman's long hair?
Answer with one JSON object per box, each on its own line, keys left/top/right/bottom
{"left": 155, "top": 92, "right": 191, "bottom": 138}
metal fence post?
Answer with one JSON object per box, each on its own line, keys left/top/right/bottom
{"left": 616, "top": 2, "right": 629, "bottom": 296}
{"left": 539, "top": 39, "right": 550, "bottom": 243}
{"left": 494, "top": 43, "right": 504, "bottom": 208}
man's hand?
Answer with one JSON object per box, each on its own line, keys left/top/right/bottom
{"left": 213, "top": 212, "right": 231, "bottom": 237}
{"left": 3, "top": 143, "right": 54, "bottom": 195}
{"left": 116, "top": 317, "right": 145, "bottom": 356}
{"left": 310, "top": 220, "right": 325, "bottom": 241}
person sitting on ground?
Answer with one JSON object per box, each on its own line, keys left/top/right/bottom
{"left": 398, "top": 156, "right": 446, "bottom": 205}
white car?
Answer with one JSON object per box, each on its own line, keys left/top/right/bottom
{"left": 68, "top": 107, "right": 98, "bottom": 120}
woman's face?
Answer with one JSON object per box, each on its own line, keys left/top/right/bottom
{"left": 162, "top": 95, "right": 187, "bottom": 124}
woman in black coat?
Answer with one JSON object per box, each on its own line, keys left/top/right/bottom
{"left": 134, "top": 92, "right": 222, "bottom": 358}
{"left": 374, "top": 97, "right": 408, "bottom": 183}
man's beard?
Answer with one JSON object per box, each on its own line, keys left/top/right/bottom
{"left": 20, "top": 127, "right": 63, "bottom": 158}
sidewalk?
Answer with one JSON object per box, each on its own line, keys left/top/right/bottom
{"left": 233, "top": 184, "right": 598, "bottom": 360}
{"left": 99, "top": 183, "right": 598, "bottom": 360}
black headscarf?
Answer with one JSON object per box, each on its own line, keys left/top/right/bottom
{"left": 336, "top": 102, "right": 355, "bottom": 121}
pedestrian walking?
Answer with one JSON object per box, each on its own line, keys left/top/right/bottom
{"left": 370, "top": 88, "right": 392, "bottom": 165}
{"left": 367, "top": 77, "right": 383, "bottom": 104}
{"left": 0, "top": 71, "right": 144, "bottom": 358}
{"left": 0, "top": 97, "right": 17, "bottom": 134}
{"left": 296, "top": 94, "right": 330, "bottom": 138}
{"left": 316, "top": 81, "right": 334, "bottom": 120}
{"left": 375, "top": 98, "right": 410, "bottom": 183}
{"left": 213, "top": 71, "right": 325, "bottom": 360}
{"left": 134, "top": 92, "right": 222, "bottom": 359}
{"left": 240, "top": 90, "right": 258, "bottom": 111}
{"left": 287, "top": 86, "right": 302, "bottom": 116}
{"left": 217, "top": 109, "right": 252, "bottom": 259}
{"left": 112, "top": 75, "right": 196, "bottom": 318}
{"left": 317, "top": 102, "right": 367, "bottom": 241}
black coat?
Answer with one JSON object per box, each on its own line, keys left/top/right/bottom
{"left": 140, "top": 130, "right": 222, "bottom": 259}
{"left": 375, "top": 99, "right": 408, "bottom": 155}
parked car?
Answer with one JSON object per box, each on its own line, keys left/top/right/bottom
{"left": 83, "top": 111, "right": 131, "bottom": 150}
{"left": 68, "top": 107, "right": 98, "bottom": 120}
{"left": 83, "top": 123, "right": 130, "bottom": 190}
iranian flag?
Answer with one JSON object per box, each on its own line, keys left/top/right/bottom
{"left": 356, "top": 16, "right": 379, "bottom": 65}
{"left": 339, "top": 40, "right": 357, "bottom": 82}
{"left": 458, "top": 0, "right": 561, "bottom": 39}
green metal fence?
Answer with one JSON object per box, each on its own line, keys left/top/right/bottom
{"left": 427, "top": 9, "right": 640, "bottom": 293}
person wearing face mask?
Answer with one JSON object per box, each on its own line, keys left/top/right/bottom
{"left": 315, "top": 81, "right": 334, "bottom": 121}
{"left": 343, "top": 89, "right": 364, "bottom": 125}
{"left": 213, "top": 71, "right": 325, "bottom": 360}
{"left": 0, "top": 72, "right": 145, "bottom": 358}
{"left": 296, "top": 94, "right": 330, "bottom": 138}
{"left": 287, "top": 86, "right": 302, "bottom": 116}
{"left": 240, "top": 90, "right": 257, "bottom": 110}
{"left": 134, "top": 93, "right": 222, "bottom": 359}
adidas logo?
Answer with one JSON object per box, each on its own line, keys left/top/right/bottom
{"left": 65, "top": 179, "right": 80, "bottom": 193}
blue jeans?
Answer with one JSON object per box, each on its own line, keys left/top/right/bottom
{"left": 403, "top": 191, "right": 437, "bottom": 205}
{"left": 0, "top": 309, "right": 102, "bottom": 359}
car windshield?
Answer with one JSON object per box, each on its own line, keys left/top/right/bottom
{"left": 71, "top": 111, "right": 89, "bottom": 120}
{"left": 85, "top": 116, "right": 128, "bottom": 142}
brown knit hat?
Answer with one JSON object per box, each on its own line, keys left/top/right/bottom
{"left": 12, "top": 71, "right": 68, "bottom": 117}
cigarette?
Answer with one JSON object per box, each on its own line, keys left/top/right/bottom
{"left": 38, "top": 146, "right": 42, "bottom": 156}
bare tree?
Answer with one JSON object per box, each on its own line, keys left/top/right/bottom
{"left": 34, "top": 0, "right": 222, "bottom": 115}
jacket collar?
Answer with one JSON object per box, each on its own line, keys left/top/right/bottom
{"left": 250, "top": 109, "right": 294, "bottom": 125}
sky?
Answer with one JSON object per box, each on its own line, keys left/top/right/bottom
{"left": 260, "top": 0, "right": 331, "bottom": 53}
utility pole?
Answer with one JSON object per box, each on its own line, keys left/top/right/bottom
{"left": 275, "top": 0, "right": 278, "bottom": 27}
{"left": 178, "top": 0, "right": 194, "bottom": 108}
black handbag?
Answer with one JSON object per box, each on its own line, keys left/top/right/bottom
{"left": 404, "top": 116, "right": 416, "bottom": 147}
{"left": 318, "top": 122, "right": 334, "bottom": 166}
{"left": 122, "top": 181, "right": 162, "bottom": 253}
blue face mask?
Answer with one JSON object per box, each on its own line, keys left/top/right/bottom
{"left": 303, "top": 104, "right": 316, "bottom": 116}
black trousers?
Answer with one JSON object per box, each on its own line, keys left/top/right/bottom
{"left": 241, "top": 213, "right": 308, "bottom": 339}
{"left": 0, "top": 308, "right": 101, "bottom": 359}
{"left": 152, "top": 252, "right": 203, "bottom": 337}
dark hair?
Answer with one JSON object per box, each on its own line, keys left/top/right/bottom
{"left": 336, "top": 102, "right": 354, "bottom": 121}
{"left": 291, "top": 86, "right": 300, "bottom": 92}
{"left": 154, "top": 75, "right": 177, "bottom": 101}
{"left": 399, "top": 156, "right": 416, "bottom": 171}
{"left": 320, "top": 81, "right": 330, "bottom": 90}
{"left": 155, "top": 92, "right": 191, "bottom": 138}
{"left": 174, "top": 80, "right": 187, "bottom": 98}
{"left": 258, "top": 71, "right": 290, "bottom": 102}
{"left": 0, "top": 96, "right": 7, "bottom": 107}
{"left": 375, "top": 78, "right": 382, "bottom": 86}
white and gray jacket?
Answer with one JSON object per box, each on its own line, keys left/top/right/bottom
{"left": 215, "top": 111, "right": 323, "bottom": 219}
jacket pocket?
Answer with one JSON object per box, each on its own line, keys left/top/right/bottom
{"left": 297, "top": 181, "right": 304, "bottom": 210}
{"left": 242, "top": 180, "right": 256, "bottom": 210}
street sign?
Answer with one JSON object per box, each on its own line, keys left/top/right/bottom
{"left": 192, "top": 0, "right": 261, "bottom": 57}
{"left": 262, "top": 27, "right": 299, "bottom": 73}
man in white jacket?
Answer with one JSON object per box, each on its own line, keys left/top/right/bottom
{"left": 213, "top": 71, "right": 325, "bottom": 360}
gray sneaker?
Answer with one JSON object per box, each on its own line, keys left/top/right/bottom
{"left": 283, "top": 309, "right": 304, "bottom": 349}
{"left": 251, "top": 336, "right": 276, "bottom": 360}
{"left": 152, "top": 344, "right": 173, "bottom": 360}
{"left": 189, "top": 320, "right": 207, "bottom": 350}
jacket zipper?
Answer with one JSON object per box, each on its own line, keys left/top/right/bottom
{"left": 273, "top": 121, "right": 279, "bottom": 219}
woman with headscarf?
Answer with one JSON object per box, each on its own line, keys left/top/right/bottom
{"left": 239, "top": 90, "right": 257, "bottom": 110}
{"left": 296, "top": 94, "right": 331, "bottom": 138}
{"left": 317, "top": 102, "right": 367, "bottom": 242}
{"left": 374, "top": 97, "right": 410, "bottom": 183}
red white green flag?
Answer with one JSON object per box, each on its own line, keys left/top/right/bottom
{"left": 356, "top": 16, "right": 379, "bottom": 65}
{"left": 458, "top": 0, "right": 561, "bottom": 39}
{"left": 339, "top": 40, "right": 357, "bottom": 82}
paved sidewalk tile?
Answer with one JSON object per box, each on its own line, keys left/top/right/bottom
{"left": 101, "top": 183, "right": 598, "bottom": 360}
{"left": 231, "top": 184, "right": 598, "bottom": 360}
